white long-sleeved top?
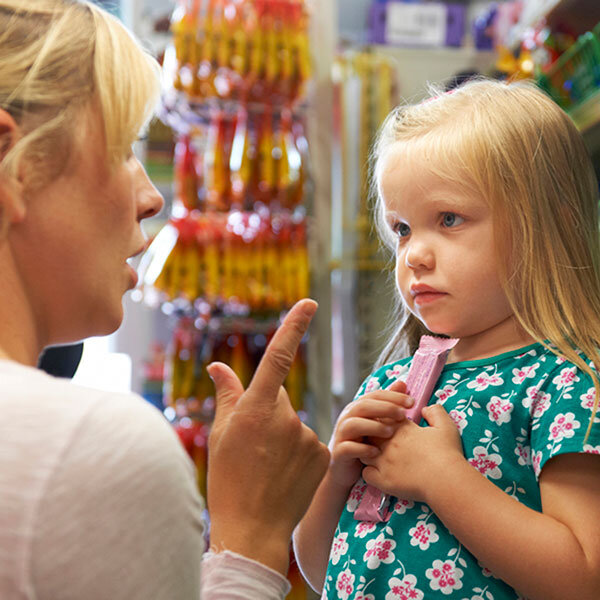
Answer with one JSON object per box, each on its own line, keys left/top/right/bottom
{"left": 0, "top": 360, "right": 290, "bottom": 599}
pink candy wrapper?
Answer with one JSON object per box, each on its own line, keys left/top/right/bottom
{"left": 353, "top": 335, "right": 459, "bottom": 522}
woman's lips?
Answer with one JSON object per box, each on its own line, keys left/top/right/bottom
{"left": 126, "top": 262, "right": 139, "bottom": 288}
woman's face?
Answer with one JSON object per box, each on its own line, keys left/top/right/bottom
{"left": 10, "top": 110, "right": 164, "bottom": 346}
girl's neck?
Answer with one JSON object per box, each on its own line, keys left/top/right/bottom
{"left": 447, "top": 316, "right": 535, "bottom": 363}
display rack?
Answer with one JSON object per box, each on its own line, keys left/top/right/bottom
{"left": 507, "top": 0, "right": 600, "bottom": 50}
{"left": 135, "top": 4, "right": 332, "bottom": 597}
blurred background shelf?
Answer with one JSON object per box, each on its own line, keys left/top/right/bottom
{"left": 570, "top": 89, "right": 600, "bottom": 157}
{"left": 371, "top": 43, "right": 496, "bottom": 100}
{"left": 508, "top": 0, "right": 600, "bottom": 49}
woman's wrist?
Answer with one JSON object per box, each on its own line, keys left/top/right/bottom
{"left": 210, "top": 522, "right": 292, "bottom": 575}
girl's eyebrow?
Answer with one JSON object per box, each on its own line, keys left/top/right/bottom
{"left": 424, "top": 192, "right": 487, "bottom": 213}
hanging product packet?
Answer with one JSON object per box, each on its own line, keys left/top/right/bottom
{"left": 354, "top": 335, "right": 459, "bottom": 522}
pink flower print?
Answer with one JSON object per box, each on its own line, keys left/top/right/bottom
{"left": 330, "top": 532, "right": 349, "bottom": 565}
{"left": 480, "top": 563, "right": 496, "bottom": 578}
{"left": 532, "top": 450, "right": 543, "bottom": 477}
{"left": 435, "top": 384, "right": 457, "bottom": 405}
{"left": 426, "top": 559, "right": 464, "bottom": 595}
{"left": 385, "top": 574, "right": 424, "bottom": 600}
{"left": 466, "top": 371, "right": 503, "bottom": 391}
{"left": 552, "top": 366, "right": 579, "bottom": 390}
{"left": 548, "top": 412, "right": 580, "bottom": 443}
{"left": 530, "top": 393, "right": 551, "bottom": 419}
{"left": 363, "top": 533, "right": 396, "bottom": 569}
{"left": 514, "top": 442, "right": 531, "bottom": 467}
{"left": 448, "top": 409, "right": 468, "bottom": 433}
{"left": 356, "top": 593, "right": 375, "bottom": 600}
{"left": 468, "top": 446, "right": 503, "bottom": 479}
{"left": 355, "top": 521, "right": 376, "bottom": 538}
{"left": 409, "top": 521, "right": 439, "bottom": 550}
{"left": 347, "top": 479, "right": 367, "bottom": 512}
{"left": 393, "top": 498, "right": 415, "bottom": 515}
{"left": 335, "top": 568, "right": 355, "bottom": 600}
{"left": 522, "top": 386, "right": 550, "bottom": 418}
{"left": 584, "top": 444, "right": 600, "bottom": 454}
{"left": 486, "top": 396, "right": 514, "bottom": 425}
{"left": 511, "top": 363, "right": 539, "bottom": 384}
{"left": 580, "top": 387, "right": 597, "bottom": 411}
{"left": 555, "top": 355, "right": 566, "bottom": 365}
{"left": 386, "top": 363, "right": 409, "bottom": 381}
{"left": 365, "top": 377, "right": 381, "bottom": 394}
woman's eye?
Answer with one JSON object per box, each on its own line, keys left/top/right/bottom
{"left": 441, "top": 213, "right": 464, "bottom": 228}
{"left": 393, "top": 222, "right": 411, "bottom": 237}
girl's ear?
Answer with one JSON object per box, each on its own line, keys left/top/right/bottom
{"left": 0, "top": 108, "right": 26, "bottom": 225}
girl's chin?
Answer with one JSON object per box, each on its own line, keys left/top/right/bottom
{"left": 418, "top": 320, "right": 459, "bottom": 338}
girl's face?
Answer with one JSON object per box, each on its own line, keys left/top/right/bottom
{"left": 379, "top": 145, "right": 522, "bottom": 357}
{"left": 10, "top": 110, "right": 164, "bottom": 347}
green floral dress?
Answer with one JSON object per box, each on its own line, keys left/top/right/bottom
{"left": 323, "top": 343, "right": 600, "bottom": 600}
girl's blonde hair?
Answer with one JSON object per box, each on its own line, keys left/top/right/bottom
{"left": 0, "top": 0, "right": 161, "bottom": 190}
{"left": 372, "top": 78, "right": 600, "bottom": 442}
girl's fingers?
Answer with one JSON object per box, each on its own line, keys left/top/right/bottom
{"left": 337, "top": 416, "right": 399, "bottom": 441}
{"left": 359, "top": 390, "right": 414, "bottom": 407}
{"left": 333, "top": 440, "right": 380, "bottom": 461}
{"left": 348, "top": 398, "right": 408, "bottom": 420}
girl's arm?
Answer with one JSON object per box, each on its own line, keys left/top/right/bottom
{"left": 294, "top": 381, "right": 412, "bottom": 592}
{"left": 292, "top": 472, "right": 354, "bottom": 592}
{"left": 428, "top": 450, "right": 600, "bottom": 600}
{"left": 363, "top": 404, "right": 600, "bottom": 600}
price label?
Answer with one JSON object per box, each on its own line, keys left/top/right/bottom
{"left": 385, "top": 3, "right": 447, "bottom": 47}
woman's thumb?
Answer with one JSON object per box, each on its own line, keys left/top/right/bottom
{"left": 207, "top": 362, "right": 245, "bottom": 420}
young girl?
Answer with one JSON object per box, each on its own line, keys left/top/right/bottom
{"left": 294, "top": 79, "right": 600, "bottom": 600}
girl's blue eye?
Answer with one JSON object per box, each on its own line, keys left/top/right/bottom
{"left": 394, "top": 222, "right": 411, "bottom": 238}
{"left": 442, "top": 213, "right": 464, "bottom": 228}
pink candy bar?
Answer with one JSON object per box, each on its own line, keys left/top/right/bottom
{"left": 354, "top": 335, "right": 459, "bottom": 522}
{"left": 404, "top": 336, "right": 459, "bottom": 423}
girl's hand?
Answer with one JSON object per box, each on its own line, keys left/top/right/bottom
{"left": 328, "top": 379, "right": 413, "bottom": 489}
{"left": 362, "top": 403, "right": 466, "bottom": 502}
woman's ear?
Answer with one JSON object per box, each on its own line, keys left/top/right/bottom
{"left": 0, "top": 108, "right": 26, "bottom": 225}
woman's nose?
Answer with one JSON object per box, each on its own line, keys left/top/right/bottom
{"left": 132, "top": 158, "right": 165, "bottom": 222}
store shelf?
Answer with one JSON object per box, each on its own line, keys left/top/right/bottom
{"left": 508, "top": 0, "right": 600, "bottom": 49}
{"left": 370, "top": 44, "right": 496, "bottom": 100}
{"left": 570, "top": 89, "right": 600, "bottom": 132}
{"left": 569, "top": 90, "right": 600, "bottom": 155}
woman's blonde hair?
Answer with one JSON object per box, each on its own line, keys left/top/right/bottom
{"left": 372, "top": 78, "right": 600, "bottom": 442}
{"left": 0, "top": 0, "right": 161, "bottom": 189}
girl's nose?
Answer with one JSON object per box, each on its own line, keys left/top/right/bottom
{"left": 132, "top": 158, "right": 165, "bottom": 222}
{"left": 404, "top": 238, "right": 435, "bottom": 270}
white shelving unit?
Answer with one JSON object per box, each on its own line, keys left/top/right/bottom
{"left": 373, "top": 44, "right": 496, "bottom": 101}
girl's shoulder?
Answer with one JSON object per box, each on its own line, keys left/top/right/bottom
{"left": 441, "top": 341, "right": 599, "bottom": 381}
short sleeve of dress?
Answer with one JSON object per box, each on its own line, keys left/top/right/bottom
{"left": 529, "top": 360, "right": 600, "bottom": 479}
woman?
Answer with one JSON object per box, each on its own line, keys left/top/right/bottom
{"left": 0, "top": 1, "right": 329, "bottom": 598}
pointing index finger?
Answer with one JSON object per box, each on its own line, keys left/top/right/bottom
{"left": 244, "top": 299, "right": 317, "bottom": 405}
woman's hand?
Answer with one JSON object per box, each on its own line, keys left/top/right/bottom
{"left": 328, "top": 379, "right": 413, "bottom": 490}
{"left": 362, "top": 403, "right": 465, "bottom": 503}
{"left": 206, "top": 299, "right": 330, "bottom": 576}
